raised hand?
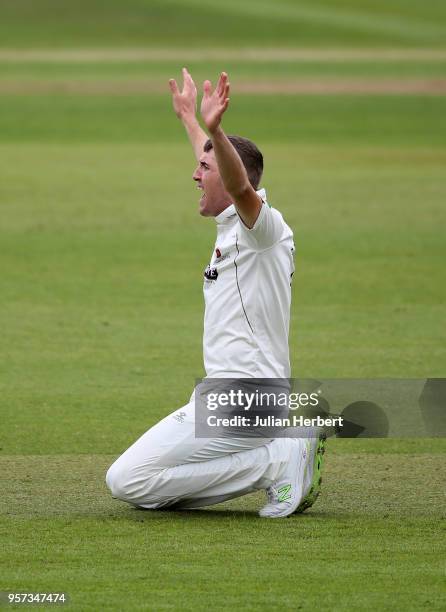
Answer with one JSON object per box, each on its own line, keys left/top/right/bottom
{"left": 200, "top": 72, "right": 230, "bottom": 134}
{"left": 169, "top": 67, "right": 198, "bottom": 121}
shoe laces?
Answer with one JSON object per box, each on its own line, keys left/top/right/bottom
{"left": 265, "top": 485, "right": 279, "bottom": 504}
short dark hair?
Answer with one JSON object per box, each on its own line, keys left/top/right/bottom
{"left": 203, "top": 135, "right": 263, "bottom": 190}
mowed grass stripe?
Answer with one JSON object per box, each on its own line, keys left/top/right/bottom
{"left": 0, "top": 451, "right": 444, "bottom": 518}
{"left": 164, "top": 0, "right": 446, "bottom": 43}
{"left": 1, "top": 78, "right": 446, "bottom": 95}
{"left": 1, "top": 95, "right": 445, "bottom": 145}
{"left": 2, "top": 48, "right": 446, "bottom": 62}
{"left": 1, "top": 0, "right": 446, "bottom": 48}
{"left": 2, "top": 58, "right": 446, "bottom": 82}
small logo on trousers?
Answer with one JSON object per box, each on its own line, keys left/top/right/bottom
{"left": 173, "top": 411, "right": 186, "bottom": 423}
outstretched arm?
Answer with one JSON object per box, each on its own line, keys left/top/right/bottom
{"left": 200, "top": 72, "right": 261, "bottom": 228}
{"left": 169, "top": 67, "right": 208, "bottom": 161}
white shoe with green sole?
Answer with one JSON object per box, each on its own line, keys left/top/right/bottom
{"left": 294, "top": 431, "right": 326, "bottom": 514}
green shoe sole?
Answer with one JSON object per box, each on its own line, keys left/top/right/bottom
{"left": 294, "top": 432, "right": 326, "bottom": 514}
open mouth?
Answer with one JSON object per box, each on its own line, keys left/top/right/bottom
{"left": 197, "top": 184, "right": 206, "bottom": 203}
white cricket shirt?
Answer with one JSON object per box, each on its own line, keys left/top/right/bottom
{"left": 203, "top": 189, "right": 295, "bottom": 379}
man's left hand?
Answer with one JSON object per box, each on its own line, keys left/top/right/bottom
{"left": 200, "top": 72, "right": 230, "bottom": 134}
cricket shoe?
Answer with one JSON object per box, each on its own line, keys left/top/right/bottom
{"left": 294, "top": 430, "right": 326, "bottom": 514}
{"left": 258, "top": 439, "right": 308, "bottom": 518}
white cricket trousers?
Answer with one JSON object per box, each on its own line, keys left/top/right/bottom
{"left": 105, "top": 397, "right": 301, "bottom": 509}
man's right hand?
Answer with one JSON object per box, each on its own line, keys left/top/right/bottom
{"left": 168, "top": 68, "right": 208, "bottom": 162}
{"left": 169, "top": 67, "right": 197, "bottom": 122}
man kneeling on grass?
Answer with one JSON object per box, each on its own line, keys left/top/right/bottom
{"left": 106, "top": 69, "right": 325, "bottom": 518}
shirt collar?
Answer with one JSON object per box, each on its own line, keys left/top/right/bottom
{"left": 214, "top": 188, "right": 267, "bottom": 225}
{"left": 215, "top": 204, "right": 237, "bottom": 225}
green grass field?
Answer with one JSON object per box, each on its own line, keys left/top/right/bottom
{"left": 1, "top": 1, "right": 445, "bottom": 610}
{"left": 1, "top": 0, "right": 446, "bottom": 48}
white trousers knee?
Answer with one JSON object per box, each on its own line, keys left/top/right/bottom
{"left": 105, "top": 397, "right": 299, "bottom": 509}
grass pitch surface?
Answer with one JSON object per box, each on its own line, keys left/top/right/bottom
{"left": 1, "top": 1, "right": 445, "bottom": 609}
{"left": 1, "top": 448, "right": 445, "bottom": 611}
{"left": 1, "top": 0, "right": 446, "bottom": 48}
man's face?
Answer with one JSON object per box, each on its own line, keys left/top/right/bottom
{"left": 193, "top": 149, "right": 232, "bottom": 217}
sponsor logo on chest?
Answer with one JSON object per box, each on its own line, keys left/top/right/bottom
{"left": 214, "top": 247, "right": 231, "bottom": 264}
{"left": 203, "top": 246, "right": 233, "bottom": 284}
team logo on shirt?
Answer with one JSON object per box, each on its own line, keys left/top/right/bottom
{"left": 215, "top": 248, "right": 221, "bottom": 258}
{"left": 204, "top": 265, "right": 218, "bottom": 281}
